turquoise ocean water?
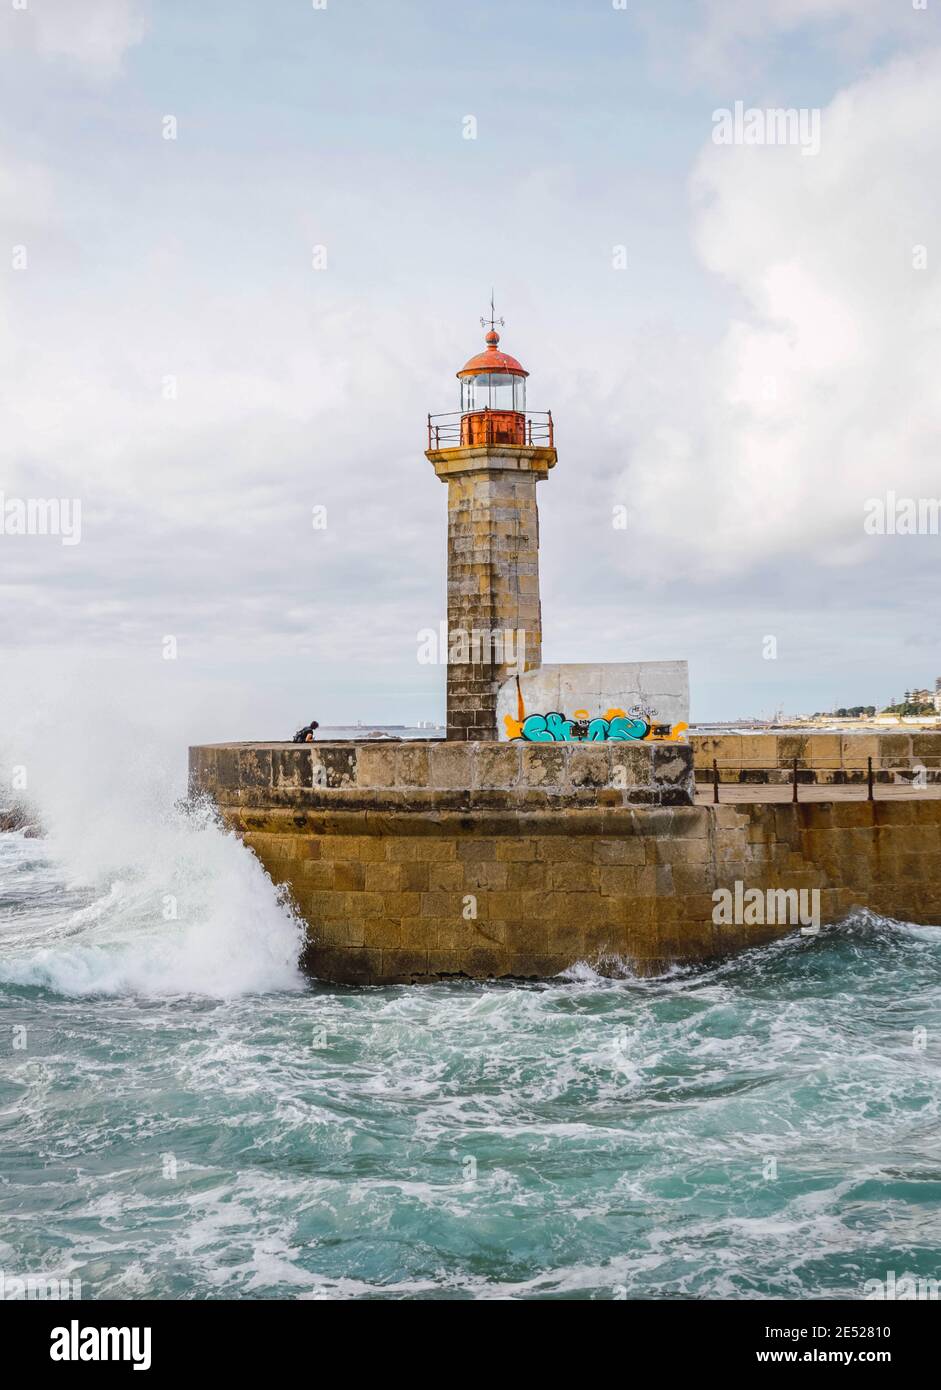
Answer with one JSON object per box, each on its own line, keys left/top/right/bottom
{"left": 1, "top": 787, "right": 940, "bottom": 1300}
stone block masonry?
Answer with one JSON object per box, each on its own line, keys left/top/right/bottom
{"left": 190, "top": 739, "right": 694, "bottom": 812}
{"left": 190, "top": 740, "right": 941, "bottom": 986}
{"left": 426, "top": 443, "right": 556, "bottom": 742}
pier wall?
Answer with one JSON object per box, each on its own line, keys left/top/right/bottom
{"left": 691, "top": 731, "right": 941, "bottom": 784}
{"left": 190, "top": 741, "right": 941, "bottom": 985}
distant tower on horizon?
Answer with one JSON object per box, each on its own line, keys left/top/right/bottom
{"left": 426, "top": 306, "right": 557, "bottom": 740}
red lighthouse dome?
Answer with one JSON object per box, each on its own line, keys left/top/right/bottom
{"left": 458, "top": 328, "right": 529, "bottom": 382}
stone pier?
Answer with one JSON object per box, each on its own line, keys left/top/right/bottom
{"left": 189, "top": 739, "right": 941, "bottom": 985}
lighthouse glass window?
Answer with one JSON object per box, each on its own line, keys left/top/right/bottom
{"left": 462, "top": 373, "right": 525, "bottom": 413}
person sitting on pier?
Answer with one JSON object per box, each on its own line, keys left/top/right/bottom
{"left": 292, "top": 720, "right": 319, "bottom": 743}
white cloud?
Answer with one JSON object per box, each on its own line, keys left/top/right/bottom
{"left": 0, "top": 0, "right": 146, "bottom": 78}
{"left": 699, "top": 0, "right": 917, "bottom": 50}
{"left": 645, "top": 0, "right": 932, "bottom": 84}
{"left": 1, "top": 6, "right": 938, "bottom": 721}
{"left": 615, "top": 48, "right": 941, "bottom": 579}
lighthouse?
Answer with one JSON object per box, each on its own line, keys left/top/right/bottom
{"left": 426, "top": 306, "right": 557, "bottom": 740}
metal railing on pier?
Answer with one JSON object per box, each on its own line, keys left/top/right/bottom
{"left": 703, "top": 757, "right": 935, "bottom": 802}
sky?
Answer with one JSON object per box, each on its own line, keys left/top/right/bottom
{"left": 1, "top": 0, "right": 940, "bottom": 747}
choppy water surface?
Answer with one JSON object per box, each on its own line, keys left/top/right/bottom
{"left": 1, "top": 824, "right": 940, "bottom": 1301}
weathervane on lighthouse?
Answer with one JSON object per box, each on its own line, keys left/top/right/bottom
{"left": 481, "top": 291, "right": 504, "bottom": 334}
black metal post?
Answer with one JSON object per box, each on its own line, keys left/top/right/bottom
{"left": 867, "top": 756, "right": 874, "bottom": 802}
{"left": 712, "top": 759, "right": 719, "bottom": 804}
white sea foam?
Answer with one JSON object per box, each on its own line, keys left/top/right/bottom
{"left": 0, "top": 903, "right": 938, "bottom": 1298}
{"left": 0, "top": 673, "right": 304, "bottom": 997}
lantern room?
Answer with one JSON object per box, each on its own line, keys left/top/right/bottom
{"left": 457, "top": 326, "right": 528, "bottom": 446}
{"left": 426, "top": 307, "right": 554, "bottom": 453}
{"left": 459, "top": 329, "right": 527, "bottom": 413}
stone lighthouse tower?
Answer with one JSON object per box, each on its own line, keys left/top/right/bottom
{"left": 426, "top": 308, "right": 556, "bottom": 740}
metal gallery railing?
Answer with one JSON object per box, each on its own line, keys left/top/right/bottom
{"left": 427, "top": 410, "right": 554, "bottom": 450}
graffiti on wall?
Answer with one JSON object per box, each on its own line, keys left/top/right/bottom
{"left": 504, "top": 697, "right": 688, "bottom": 744}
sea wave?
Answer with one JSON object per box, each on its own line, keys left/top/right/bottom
{"left": 2, "top": 827, "right": 939, "bottom": 1299}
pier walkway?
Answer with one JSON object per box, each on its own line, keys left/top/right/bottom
{"left": 694, "top": 783, "right": 941, "bottom": 805}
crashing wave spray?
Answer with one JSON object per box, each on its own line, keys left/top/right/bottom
{"left": 0, "top": 667, "right": 305, "bottom": 997}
